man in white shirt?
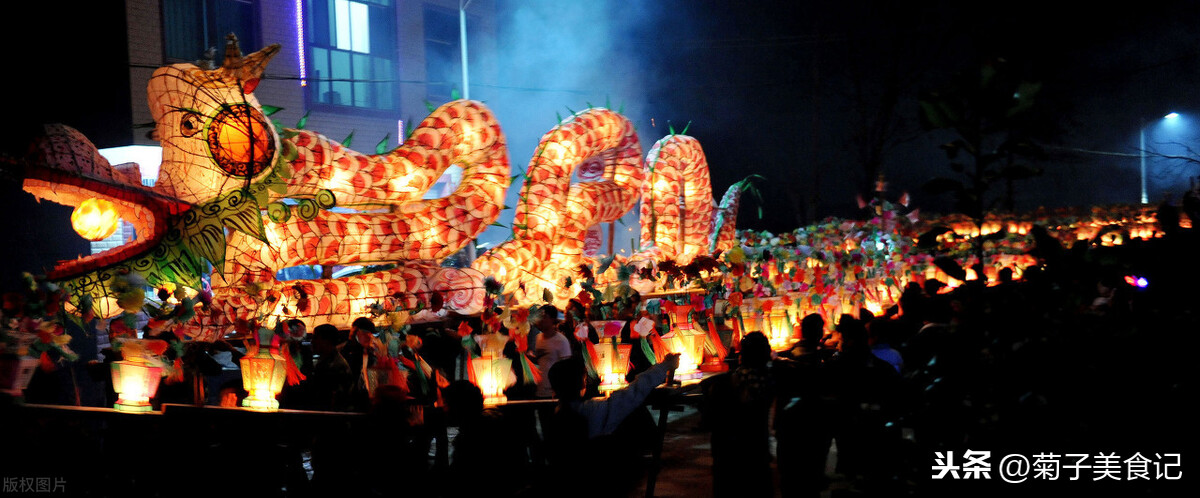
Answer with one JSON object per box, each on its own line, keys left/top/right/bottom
{"left": 531, "top": 305, "right": 572, "bottom": 398}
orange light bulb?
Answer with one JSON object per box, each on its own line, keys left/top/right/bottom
{"left": 71, "top": 198, "right": 120, "bottom": 241}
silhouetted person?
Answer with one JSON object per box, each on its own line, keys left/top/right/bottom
{"left": 531, "top": 305, "right": 572, "bottom": 399}
{"left": 305, "top": 323, "right": 352, "bottom": 411}
{"left": 445, "top": 380, "right": 527, "bottom": 497}
{"left": 1157, "top": 194, "right": 1180, "bottom": 237}
{"left": 825, "top": 316, "right": 901, "bottom": 487}
{"left": 867, "top": 318, "right": 904, "bottom": 374}
{"left": 706, "top": 332, "right": 774, "bottom": 497}
{"left": 541, "top": 353, "right": 678, "bottom": 496}
{"left": 340, "top": 316, "right": 379, "bottom": 411}
{"left": 997, "top": 267, "right": 1014, "bottom": 284}
{"left": 773, "top": 314, "right": 835, "bottom": 498}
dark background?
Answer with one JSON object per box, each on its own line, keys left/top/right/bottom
{"left": 7, "top": 0, "right": 1200, "bottom": 287}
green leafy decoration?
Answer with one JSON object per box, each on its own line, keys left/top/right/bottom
{"left": 178, "top": 190, "right": 267, "bottom": 276}
{"left": 404, "top": 118, "right": 416, "bottom": 139}
{"left": 296, "top": 111, "right": 309, "bottom": 130}
{"left": 342, "top": 131, "right": 355, "bottom": 147}
{"left": 376, "top": 134, "right": 391, "bottom": 155}
{"left": 261, "top": 105, "right": 283, "bottom": 116}
{"left": 597, "top": 254, "right": 616, "bottom": 275}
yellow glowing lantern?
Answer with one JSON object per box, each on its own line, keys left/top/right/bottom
{"left": 764, "top": 304, "right": 793, "bottom": 350}
{"left": 470, "top": 354, "right": 515, "bottom": 406}
{"left": 71, "top": 197, "right": 120, "bottom": 241}
{"left": 240, "top": 329, "right": 287, "bottom": 411}
{"left": 594, "top": 340, "right": 633, "bottom": 391}
{"left": 663, "top": 305, "right": 705, "bottom": 380}
{"left": 111, "top": 359, "right": 162, "bottom": 413}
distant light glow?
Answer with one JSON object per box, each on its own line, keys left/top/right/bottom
{"left": 296, "top": 0, "right": 307, "bottom": 86}
{"left": 1124, "top": 275, "right": 1149, "bottom": 288}
{"left": 98, "top": 145, "right": 162, "bottom": 182}
{"left": 1164, "top": 112, "right": 1180, "bottom": 120}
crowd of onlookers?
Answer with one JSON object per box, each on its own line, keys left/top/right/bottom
{"left": 4, "top": 218, "right": 1195, "bottom": 497}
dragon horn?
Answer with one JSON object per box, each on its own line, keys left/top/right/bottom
{"left": 219, "top": 33, "right": 280, "bottom": 90}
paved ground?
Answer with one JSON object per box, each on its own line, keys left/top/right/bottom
{"left": 304, "top": 404, "right": 858, "bottom": 497}
{"left": 627, "top": 406, "right": 867, "bottom": 498}
{"left": 627, "top": 406, "right": 725, "bottom": 497}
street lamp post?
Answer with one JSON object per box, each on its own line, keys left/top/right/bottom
{"left": 1139, "top": 112, "right": 1179, "bottom": 205}
{"left": 460, "top": 0, "right": 472, "bottom": 101}
{"left": 1140, "top": 121, "right": 1148, "bottom": 204}
{"left": 460, "top": 0, "right": 475, "bottom": 264}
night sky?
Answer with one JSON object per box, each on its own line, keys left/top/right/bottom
{"left": 5, "top": 0, "right": 1200, "bottom": 283}
{"left": 620, "top": 0, "right": 1200, "bottom": 229}
{"left": 473, "top": 0, "right": 1200, "bottom": 237}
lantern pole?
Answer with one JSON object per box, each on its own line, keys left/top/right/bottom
{"left": 460, "top": 0, "right": 472, "bottom": 100}
{"left": 460, "top": 0, "right": 477, "bottom": 264}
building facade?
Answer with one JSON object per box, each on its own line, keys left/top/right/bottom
{"left": 126, "top": 0, "right": 496, "bottom": 154}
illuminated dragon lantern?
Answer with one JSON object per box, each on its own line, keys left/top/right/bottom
{"left": 20, "top": 37, "right": 744, "bottom": 339}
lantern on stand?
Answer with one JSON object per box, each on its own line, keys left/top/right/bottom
{"left": 589, "top": 320, "right": 631, "bottom": 391}
{"left": 740, "top": 301, "right": 763, "bottom": 334}
{"left": 469, "top": 353, "right": 515, "bottom": 406}
{"left": 663, "top": 305, "right": 704, "bottom": 381}
{"left": 111, "top": 359, "right": 162, "bottom": 413}
{"left": 593, "top": 339, "right": 632, "bottom": 392}
{"left": 240, "top": 328, "right": 287, "bottom": 412}
{"left": 763, "top": 299, "right": 794, "bottom": 351}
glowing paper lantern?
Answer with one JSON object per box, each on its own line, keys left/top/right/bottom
{"left": 763, "top": 302, "right": 795, "bottom": 351}
{"left": 638, "top": 135, "right": 714, "bottom": 263}
{"left": 593, "top": 340, "right": 632, "bottom": 391}
{"left": 111, "top": 359, "right": 162, "bottom": 412}
{"left": 22, "top": 34, "right": 749, "bottom": 338}
{"left": 470, "top": 354, "right": 515, "bottom": 406}
{"left": 240, "top": 330, "right": 287, "bottom": 411}
{"left": 71, "top": 198, "right": 120, "bottom": 241}
{"left": 476, "top": 108, "right": 644, "bottom": 307}
{"left": 664, "top": 304, "right": 704, "bottom": 381}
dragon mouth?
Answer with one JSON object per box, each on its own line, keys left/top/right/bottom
{"left": 22, "top": 169, "right": 189, "bottom": 280}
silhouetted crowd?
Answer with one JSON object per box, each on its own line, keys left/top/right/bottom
{"left": 4, "top": 224, "right": 1195, "bottom": 498}
{"left": 701, "top": 225, "right": 1196, "bottom": 497}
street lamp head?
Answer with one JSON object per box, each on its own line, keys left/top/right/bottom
{"left": 1164, "top": 112, "right": 1180, "bottom": 120}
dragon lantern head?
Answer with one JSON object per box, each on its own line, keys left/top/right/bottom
{"left": 148, "top": 34, "right": 282, "bottom": 205}
{"left": 18, "top": 35, "right": 282, "bottom": 319}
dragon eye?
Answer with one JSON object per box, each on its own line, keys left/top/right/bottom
{"left": 180, "top": 112, "right": 204, "bottom": 137}
{"left": 207, "top": 104, "right": 275, "bottom": 178}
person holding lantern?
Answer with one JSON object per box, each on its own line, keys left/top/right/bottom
{"left": 541, "top": 352, "right": 680, "bottom": 495}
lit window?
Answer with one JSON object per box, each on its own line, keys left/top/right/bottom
{"left": 307, "top": 0, "right": 396, "bottom": 110}
{"left": 163, "top": 0, "right": 260, "bottom": 65}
